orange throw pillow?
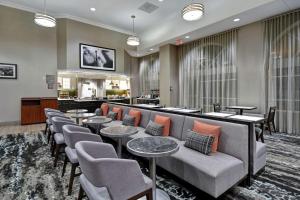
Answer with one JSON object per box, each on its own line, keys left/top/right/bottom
{"left": 101, "top": 103, "right": 109, "bottom": 116}
{"left": 112, "top": 107, "right": 122, "bottom": 120}
{"left": 193, "top": 120, "right": 221, "bottom": 153}
{"left": 154, "top": 115, "right": 171, "bottom": 136}
{"left": 129, "top": 109, "right": 141, "bottom": 127}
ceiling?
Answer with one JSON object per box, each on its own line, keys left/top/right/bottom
{"left": 1, "top": 0, "right": 300, "bottom": 56}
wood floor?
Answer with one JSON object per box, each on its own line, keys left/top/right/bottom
{"left": 0, "top": 123, "right": 45, "bottom": 136}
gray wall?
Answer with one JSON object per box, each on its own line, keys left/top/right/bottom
{"left": 0, "top": 5, "right": 57, "bottom": 123}
{"left": 237, "top": 22, "right": 265, "bottom": 114}
{"left": 57, "top": 19, "right": 136, "bottom": 74}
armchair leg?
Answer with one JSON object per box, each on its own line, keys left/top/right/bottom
{"left": 146, "top": 189, "right": 153, "bottom": 200}
{"left": 62, "top": 154, "right": 68, "bottom": 177}
{"left": 260, "top": 128, "right": 265, "bottom": 143}
{"left": 47, "top": 130, "right": 52, "bottom": 144}
{"left": 44, "top": 123, "right": 48, "bottom": 135}
{"left": 53, "top": 144, "right": 61, "bottom": 167}
{"left": 68, "top": 163, "right": 77, "bottom": 195}
{"left": 78, "top": 185, "right": 84, "bottom": 200}
{"left": 51, "top": 139, "right": 56, "bottom": 157}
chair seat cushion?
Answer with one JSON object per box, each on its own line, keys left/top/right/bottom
{"left": 156, "top": 141, "right": 245, "bottom": 198}
{"left": 46, "top": 119, "right": 51, "bottom": 125}
{"left": 80, "top": 174, "right": 111, "bottom": 200}
{"left": 50, "top": 125, "right": 54, "bottom": 133}
{"left": 256, "top": 142, "right": 266, "bottom": 158}
{"left": 54, "top": 133, "right": 65, "bottom": 144}
{"left": 65, "top": 147, "right": 78, "bottom": 163}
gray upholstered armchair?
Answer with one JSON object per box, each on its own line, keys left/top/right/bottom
{"left": 44, "top": 108, "right": 61, "bottom": 135}
{"left": 51, "top": 116, "right": 76, "bottom": 167}
{"left": 47, "top": 111, "right": 68, "bottom": 144}
{"left": 75, "top": 141, "right": 153, "bottom": 200}
{"left": 62, "top": 124, "right": 102, "bottom": 195}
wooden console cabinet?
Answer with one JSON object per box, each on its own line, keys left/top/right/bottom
{"left": 21, "top": 97, "right": 58, "bottom": 125}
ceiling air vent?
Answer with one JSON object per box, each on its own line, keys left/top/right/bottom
{"left": 138, "top": 2, "right": 159, "bottom": 14}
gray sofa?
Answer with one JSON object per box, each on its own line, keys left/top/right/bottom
{"left": 102, "top": 104, "right": 266, "bottom": 198}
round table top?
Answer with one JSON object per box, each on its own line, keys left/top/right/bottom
{"left": 67, "top": 109, "right": 88, "bottom": 114}
{"left": 127, "top": 137, "right": 179, "bottom": 158}
{"left": 71, "top": 113, "right": 96, "bottom": 119}
{"left": 82, "top": 116, "right": 112, "bottom": 125}
{"left": 100, "top": 125, "right": 138, "bottom": 138}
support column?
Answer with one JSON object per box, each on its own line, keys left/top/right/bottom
{"left": 159, "top": 44, "right": 179, "bottom": 107}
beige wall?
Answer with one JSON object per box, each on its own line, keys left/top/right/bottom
{"left": 0, "top": 5, "right": 57, "bottom": 123}
{"left": 57, "top": 19, "right": 135, "bottom": 74}
{"left": 237, "top": 22, "right": 265, "bottom": 113}
{"left": 159, "top": 44, "right": 178, "bottom": 107}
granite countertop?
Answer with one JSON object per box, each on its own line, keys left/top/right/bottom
{"left": 127, "top": 137, "right": 179, "bottom": 158}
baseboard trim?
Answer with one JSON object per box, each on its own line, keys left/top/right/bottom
{"left": 0, "top": 121, "right": 20, "bottom": 126}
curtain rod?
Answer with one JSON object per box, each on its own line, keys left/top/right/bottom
{"left": 263, "top": 8, "right": 300, "bottom": 22}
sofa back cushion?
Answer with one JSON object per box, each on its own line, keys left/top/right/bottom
{"left": 193, "top": 120, "right": 221, "bottom": 153}
{"left": 101, "top": 103, "right": 109, "bottom": 116}
{"left": 129, "top": 109, "right": 142, "bottom": 127}
{"left": 154, "top": 115, "right": 171, "bottom": 136}
{"left": 182, "top": 116, "right": 249, "bottom": 173}
{"left": 112, "top": 107, "right": 122, "bottom": 120}
{"left": 150, "top": 111, "right": 185, "bottom": 140}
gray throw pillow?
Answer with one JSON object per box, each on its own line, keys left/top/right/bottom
{"left": 107, "top": 111, "right": 117, "bottom": 120}
{"left": 145, "top": 120, "right": 164, "bottom": 136}
{"left": 122, "top": 114, "right": 135, "bottom": 126}
{"left": 184, "top": 130, "right": 214, "bottom": 155}
{"left": 95, "top": 108, "right": 102, "bottom": 116}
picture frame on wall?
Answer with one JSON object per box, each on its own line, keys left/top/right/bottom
{"left": 0, "top": 63, "right": 17, "bottom": 79}
{"left": 80, "top": 43, "right": 116, "bottom": 71}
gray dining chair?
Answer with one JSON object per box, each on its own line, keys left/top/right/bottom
{"left": 51, "top": 116, "right": 77, "bottom": 167}
{"left": 75, "top": 141, "right": 153, "bottom": 200}
{"left": 47, "top": 111, "right": 68, "bottom": 144}
{"left": 62, "top": 124, "right": 102, "bottom": 195}
{"left": 44, "top": 108, "right": 61, "bottom": 134}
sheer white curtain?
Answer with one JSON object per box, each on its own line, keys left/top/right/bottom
{"left": 264, "top": 10, "right": 300, "bottom": 135}
{"left": 178, "top": 30, "right": 237, "bottom": 112}
{"left": 139, "top": 53, "right": 160, "bottom": 95}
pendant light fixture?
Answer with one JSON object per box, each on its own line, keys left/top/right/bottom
{"left": 182, "top": 3, "right": 204, "bottom": 21}
{"left": 34, "top": 0, "right": 56, "bottom": 28}
{"left": 127, "top": 15, "right": 140, "bottom": 46}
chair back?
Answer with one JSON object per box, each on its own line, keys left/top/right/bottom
{"left": 47, "top": 111, "right": 66, "bottom": 120}
{"left": 63, "top": 125, "right": 101, "bottom": 148}
{"left": 267, "top": 107, "right": 276, "bottom": 123}
{"left": 44, "top": 108, "right": 61, "bottom": 116}
{"left": 52, "top": 116, "right": 75, "bottom": 133}
{"left": 213, "top": 103, "right": 221, "bottom": 112}
{"left": 75, "top": 141, "right": 117, "bottom": 186}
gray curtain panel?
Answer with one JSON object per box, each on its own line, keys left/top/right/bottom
{"left": 264, "top": 10, "right": 300, "bottom": 135}
{"left": 178, "top": 30, "right": 238, "bottom": 112}
{"left": 139, "top": 53, "right": 160, "bottom": 95}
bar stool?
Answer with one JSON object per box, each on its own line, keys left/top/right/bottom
{"left": 52, "top": 117, "right": 76, "bottom": 167}
{"left": 62, "top": 124, "right": 102, "bottom": 195}
{"left": 76, "top": 141, "right": 153, "bottom": 200}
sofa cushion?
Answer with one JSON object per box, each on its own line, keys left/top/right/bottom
{"left": 101, "top": 103, "right": 109, "bottom": 116}
{"left": 150, "top": 111, "right": 185, "bottom": 140}
{"left": 156, "top": 141, "right": 245, "bottom": 198}
{"left": 107, "top": 111, "right": 117, "bottom": 120}
{"left": 184, "top": 130, "right": 214, "bottom": 155}
{"left": 129, "top": 109, "right": 142, "bottom": 127}
{"left": 154, "top": 115, "right": 171, "bottom": 136}
{"left": 122, "top": 114, "right": 135, "bottom": 126}
{"left": 182, "top": 116, "right": 249, "bottom": 174}
{"left": 112, "top": 107, "right": 122, "bottom": 120}
{"left": 193, "top": 120, "right": 221, "bottom": 153}
{"left": 145, "top": 120, "right": 164, "bottom": 136}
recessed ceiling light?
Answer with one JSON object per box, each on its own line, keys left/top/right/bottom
{"left": 90, "top": 7, "right": 96, "bottom": 12}
{"left": 158, "top": 0, "right": 164, "bottom": 2}
{"left": 233, "top": 18, "right": 240, "bottom": 22}
{"left": 150, "top": 48, "right": 154, "bottom": 51}
{"left": 185, "top": 35, "right": 190, "bottom": 39}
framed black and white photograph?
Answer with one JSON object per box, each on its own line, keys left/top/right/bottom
{"left": 80, "top": 43, "right": 116, "bottom": 71}
{"left": 0, "top": 63, "right": 17, "bottom": 79}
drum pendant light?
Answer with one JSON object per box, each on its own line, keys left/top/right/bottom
{"left": 34, "top": 0, "right": 56, "bottom": 28}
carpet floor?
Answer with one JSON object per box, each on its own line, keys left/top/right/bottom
{"left": 0, "top": 131, "right": 299, "bottom": 200}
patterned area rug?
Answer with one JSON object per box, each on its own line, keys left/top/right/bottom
{"left": 0, "top": 131, "right": 299, "bottom": 200}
